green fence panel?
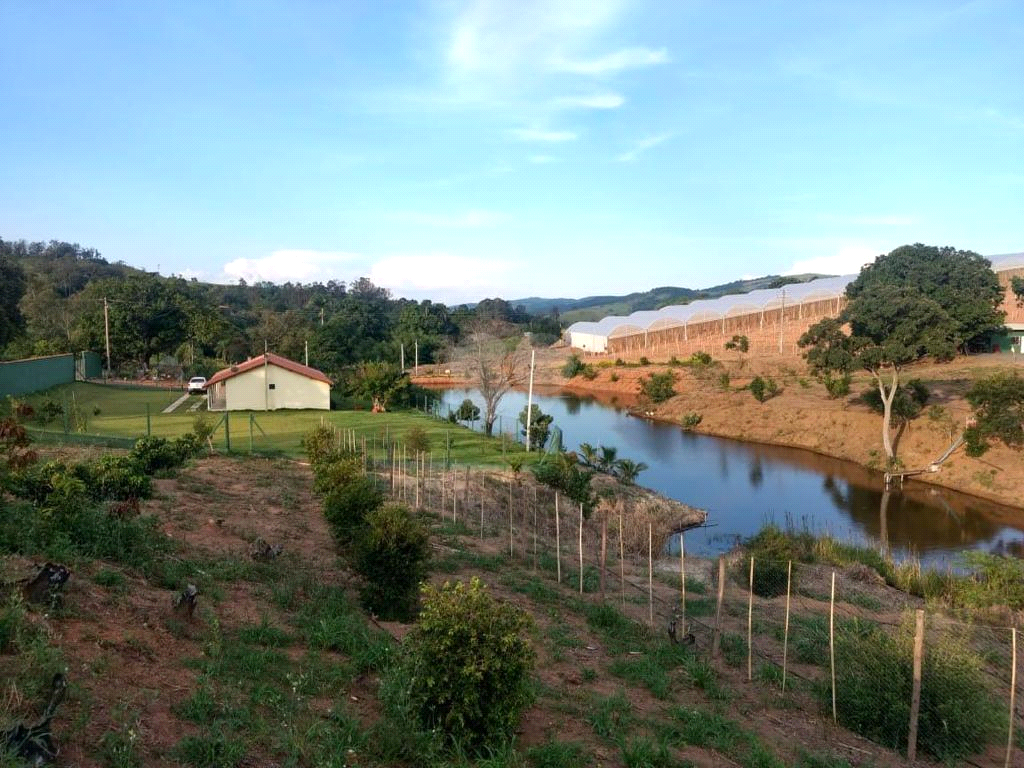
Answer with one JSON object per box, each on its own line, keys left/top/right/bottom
{"left": 0, "top": 354, "right": 77, "bottom": 398}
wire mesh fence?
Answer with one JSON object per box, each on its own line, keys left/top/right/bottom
{"left": 351, "top": 449, "right": 1024, "bottom": 767}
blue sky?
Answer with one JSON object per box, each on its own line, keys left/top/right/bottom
{"left": 1, "top": 0, "right": 1021, "bottom": 304}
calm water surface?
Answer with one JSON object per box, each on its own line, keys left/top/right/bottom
{"left": 430, "top": 387, "right": 1024, "bottom": 566}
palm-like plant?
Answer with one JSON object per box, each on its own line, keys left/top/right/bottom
{"left": 577, "top": 442, "right": 599, "bottom": 469}
{"left": 613, "top": 458, "right": 649, "bottom": 485}
{"left": 597, "top": 445, "right": 618, "bottom": 473}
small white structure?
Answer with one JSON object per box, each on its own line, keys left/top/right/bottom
{"left": 206, "top": 353, "right": 332, "bottom": 411}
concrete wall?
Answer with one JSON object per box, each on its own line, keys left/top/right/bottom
{"left": 217, "top": 363, "right": 330, "bottom": 411}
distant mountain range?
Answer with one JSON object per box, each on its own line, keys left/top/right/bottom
{"left": 510, "top": 273, "right": 830, "bottom": 323}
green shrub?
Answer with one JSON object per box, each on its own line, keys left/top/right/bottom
{"left": 77, "top": 454, "right": 152, "bottom": 501}
{"left": 302, "top": 424, "right": 342, "bottom": 465}
{"left": 688, "top": 351, "right": 712, "bottom": 366}
{"left": 312, "top": 453, "right": 364, "bottom": 496}
{"left": 638, "top": 356, "right": 650, "bottom": 366}
{"left": 405, "top": 426, "right": 431, "bottom": 454}
{"left": 680, "top": 412, "right": 702, "bottom": 431}
{"left": 130, "top": 435, "right": 199, "bottom": 474}
{"left": 398, "top": 578, "right": 535, "bottom": 753}
{"left": 561, "top": 355, "right": 586, "bottom": 378}
{"left": 860, "top": 379, "right": 929, "bottom": 420}
{"left": 742, "top": 525, "right": 798, "bottom": 597}
{"left": 749, "top": 376, "right": 779, "bottom": 403}
{"left": 354, "top": 505, "right": 430, "bottom": 621}
{"left": 322, "top": 475, "right": 384, "bottom": 544}
{"left": 609, "top": 372, "right": 619, "bottom": 382}
{"left": 531, "top": 454, "right": 594, "bottom": 515}
{"left": 724, "top": 335, "right": 749, "bottom": 353}
{"left": 718, "top": 372, "right": 730, "bottom": 390}
{"left": 827, "top": 623, "right": 1004, "bottom": 762}
{"left": 639, "top": 371, "right": 677, "bottom": 403}
{"left": 822, "top": 372, "right": 851, "bottom": 398}
{"left": 581, "top": 364, "right": 598, "bottom": 380}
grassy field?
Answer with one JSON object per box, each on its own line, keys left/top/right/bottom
{"left": 14, "top": 382, "right": 528, "bottom": 466}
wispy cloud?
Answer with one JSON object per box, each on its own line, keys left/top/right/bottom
{"left": 221, "top": 250, "right": 360, "bottom": 284}
{"left": 369, "top": 253, "right": 519, "bottom": 303}
{"left": 511, "top": 128, "right": 577, "bottom": 142}
{"left": 556, "top": 46, "right": 669, "bottom": 75}
{"left": 392, "top": 209, "right": 506, "bottom": 228}
{"left": 529, "top": 155, "right": 559, "bottom": 164}
{"left": 784, "top": 245, "right": 879, "bottom": 276}
{"left": 551, "top": 93, "right": 624, "bottom": 109}
{"left": 616, "top": 132, "right": 672, "bottom": 162}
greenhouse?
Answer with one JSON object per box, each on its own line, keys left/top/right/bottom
{"left": 566, "top": 274, "right": 856, "bottom": 356}
{"left": 567, "top": 252, "right": 1024, "bottom": 358}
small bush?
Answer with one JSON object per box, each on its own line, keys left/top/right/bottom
{"left": 724, "top": 334, "right": 749, "bottom": 353}
{"left": 77, "top": 454, "right": 152, "bottom": 501}
{"left": 130, "top": 435, "right": 199, "bottom": 474}
{"left": 398, "top": 578, "right": 535, "bottom": 753}
{"left": 680, "top": 412, "right": 702, "bottom": 431}
{"left": 405, "top": 426, "right": 431, "bottom": 454}
{"left": 609, "top": 372, "right": 619, "bottom": 382}
{"left": 639, "top": 371, "right": 677, "bottom": 403}
{"left": 614, "top": 358, "right": 625, "bottom": 367}
{"left": 689, "top": 351, "right": 712, "bottom": 366}
{"left": 822, "top": 373, "right": 851, "bottom": 398}
{"left": 638, "top": 356, "right": 650, "bottom": 366}
{"left": 312, "top": 453, "right": 363, "bottom": 496}
{"left": 749, "top": 376, "right": 779, "bottom": 403}
{"left": 718, "top": 372, "right": 730, "bottom": 390}
{"left": 827, "top": 623, "right": 1004, "bottom": 762}
{"left": 581, "top": 364, "right": 598, "bottom": 380}
{"left": 322, "top": 475, "right": 385, "bottom": 544}
{"left": 302, "top": 424, "right": 341, "bottom": 465}
{"left": 354, "top": 505, "right": 430, "bottom": 621}
{"left": 561, "top": 355, "right": 586, "bottom": 378}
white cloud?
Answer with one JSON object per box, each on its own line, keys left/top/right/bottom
{"left": 784, "top": 245, "right": 879, "bottom": 276}
{"left": 447, "top": 0, "right": 625, "bottom": 77}
{"left": 221, "top": 250, "right": 360, "bottom": 284}
{"left": 393, "top": 209, "right": 506, "bottom": 228}
{"left": 529, "top": 154, "right": 559, "bottom": 164}
{"left": 511, "top": 127, "right": 578, "bottom": 141}
{"left": 556, "top": 46, "right": 669, "bottom": 75}
{"left": 616, "top": 132, "right": 672, "bottom": 162}
{"left": 552, "top": 93, "right": 624, "bottom": 109}
{"left": 369, "top": 253, "right": 519, "bottom": 303}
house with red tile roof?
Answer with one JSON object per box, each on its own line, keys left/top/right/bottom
{"left": 206, "top": 353, "right": 332, "bottom": 411}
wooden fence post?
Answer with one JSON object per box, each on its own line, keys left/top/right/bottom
{"left": 1006, "top": 627, "right": 1018, "bottom": 768}
{"left": 600, "top": 517, "right": 608, "bottom": 602}
{"left": 712, "top": 556, "right": 725, "bottom": 659}
{"left": 619, "top": 509, "right": 625, "bottom": 608}
{"left": 747, "top": 556, "right": 754, "bottom": 682}
{"left": 647, "top": 521, "right": 653, "bottom": 626}
{"left": 578, "top": 504, "right": 584, "bottom": 594}
{"left": 679, "top": 531, "right": 686, "bottom": 628}
{"left": 908, "top": 609, "right": 925, "bottom": 761}
{"left": 782, "top": 560, "right": 792, "bottom": 692}
{"left": 830, "top": 571, "right": 838, "bottom": 724}
{"left": 555, "top": 493, "right": 561, "bottom": 583}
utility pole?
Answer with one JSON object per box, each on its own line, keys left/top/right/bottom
{"left": 414, "top": 340, "right": 419, "bottom": 376}
{"left": 103, "top": 296, "right": 111, "bottom": 378}
{"left": 305, "top": 340, "right": 309, "bottom": 367}
{"left": 263, "top": 341, "right": 269, "bottom": 412}
{"left": 400, "top": 343, "right": 405, "bottom": 371}
{"left": 320, "top": 307, "right": 324, "bottom": 326}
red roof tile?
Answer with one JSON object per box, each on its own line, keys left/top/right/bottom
{"left": 207, "top": 353, "right": 333, "bottom": 387}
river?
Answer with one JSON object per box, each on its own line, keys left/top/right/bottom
{"left": 429, "top": 387, "right": 1024, "bottom": 566}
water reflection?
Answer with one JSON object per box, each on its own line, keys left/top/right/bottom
{"left": 428, "top": 386, "right": 1024, "bottom": 565}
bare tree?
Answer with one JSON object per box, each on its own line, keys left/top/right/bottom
{"left": 459, "top": 320, "right": 527, "bottom": 437}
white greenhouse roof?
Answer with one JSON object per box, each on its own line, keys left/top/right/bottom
{"left": 567, "top": 274, "right": 856, "bottom": 338}
{"left": 567, "top": 254, "right": 1024, "bottom": 341}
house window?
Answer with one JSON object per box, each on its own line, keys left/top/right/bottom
{"left": 268, "top": 383, "right": 276, "bottom": 390}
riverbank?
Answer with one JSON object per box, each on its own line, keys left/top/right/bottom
{"left": 415, "top": 348, "right": 1024, "bottom": 512}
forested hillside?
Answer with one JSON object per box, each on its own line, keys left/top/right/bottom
{"left": 0, "top": 238, "right": 560, "bottom": 380}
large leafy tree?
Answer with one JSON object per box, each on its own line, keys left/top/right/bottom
{"left": 0, "top": 252, "right": 27, "bottom": 349}
{"left": 800, "top": 285, "right": 957, "bottom": 462}
{"left": 845, "top": 244, "right": 1004, "bottom": 348}
{"left": 458, "top": 320, "right": 527, "bottom": 436}
{"left": 964, "top": 371, "right": 1024, "bottom": 455}
{"left": 350, "top": 361, "right": 409, "bottom": 412}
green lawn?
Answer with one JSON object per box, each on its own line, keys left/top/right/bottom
{"left": 17, "top": 382, "right": 529, "bottom": 466}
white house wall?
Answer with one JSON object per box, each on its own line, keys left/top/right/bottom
{"left": 222, "top": 364, "right": 330, "bottom": 411}
{"left": 569, "top": 331, "right": 608, "bottom": 353}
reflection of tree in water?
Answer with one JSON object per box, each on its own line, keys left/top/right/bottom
{"left": 718, "top": 446, "right": 729, "bottom": 480}
{"left": 820, "top": 475, "right": 1009, "bottom": 552}
{"left": 563, "top": 394, "right": 583, "bottom": 415}
{"left": 748, "top": 457, "right": 764, "bottom": 488}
